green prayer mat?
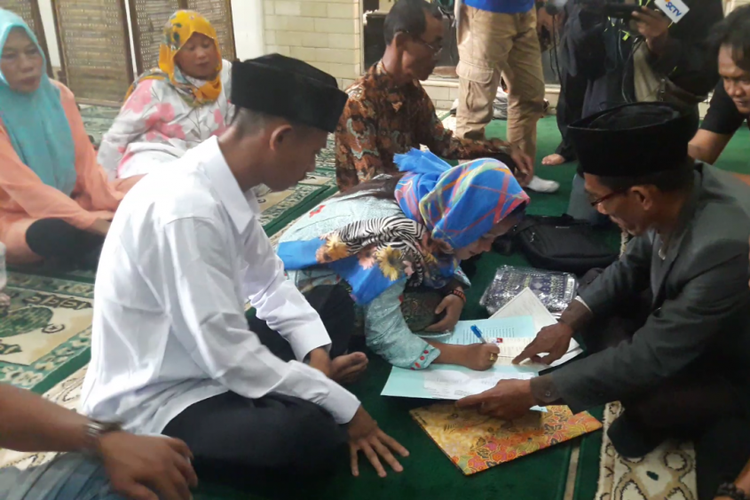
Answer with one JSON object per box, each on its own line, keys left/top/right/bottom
{"left": 0, "top": 273, "right": 93, "bottom": 395}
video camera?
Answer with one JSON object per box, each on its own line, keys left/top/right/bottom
{"left": 547, "top": 0, "right": 689, "bottom": 24}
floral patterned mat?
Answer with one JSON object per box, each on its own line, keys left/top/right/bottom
{"left": 410, "top": 403, "right": 602, "bottom": 476}
{"left": 595, "top": 402, "right": 697, "bottom": 500}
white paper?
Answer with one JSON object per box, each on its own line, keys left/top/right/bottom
{"left": 490, "top": 287, "right": 557, "bottom": 331}
{"left": 491, "top": 288, "right": 583, "bottom": 367}
{"left": 442, "top": 316, "right": 536, "bottom": 346}
{"left": 422, "top": 370, "right": 535, "bottom": 400}
{"left": 419, "top": 369, "right": 546, "bottom": 411}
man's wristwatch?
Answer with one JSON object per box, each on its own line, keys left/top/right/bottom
{"left": 84, "top": 419, "right": 123, "bottom": 455}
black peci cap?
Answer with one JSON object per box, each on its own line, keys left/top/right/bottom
{"left": 231, "top": 54, "right": 348, "bottom": 133}
{"left": 568, "top": 102, "right": 695, "bottom": 177}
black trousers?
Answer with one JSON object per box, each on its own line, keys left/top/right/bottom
{"left": 162, "top": 284, "right": 354, "bottom": 485}
{"left": 577, "top": 270, "right": 750, "bottom": 499}
{"left": 25, "top": 218, "right": 104, "bottom": 266}
{"left": 554, "top": 70, "right": 588, "bottom": 161}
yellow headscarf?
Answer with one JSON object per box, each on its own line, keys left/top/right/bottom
{"left": 126, "top": 10, "right": 223, "bottom": 107}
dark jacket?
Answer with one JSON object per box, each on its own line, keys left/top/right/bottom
{"left": 551, "top": 165, "right": 750, "bottom": 413}
{"left": 564, "top": 0, "right": 723, "bottom": 117}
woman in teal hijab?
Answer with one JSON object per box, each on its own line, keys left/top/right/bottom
{"left": 0, "top": 9, "right": 125, "bottom": 266}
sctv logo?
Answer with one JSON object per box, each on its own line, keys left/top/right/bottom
{"left": 655, "top": 0, "right": 690, "bottom": 23}
{"left": 664, "top": 1, "right": 683, "bottom": 17}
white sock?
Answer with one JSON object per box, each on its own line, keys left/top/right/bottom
{"left": 526, "top": 175, "right": 560, "bottom": 193}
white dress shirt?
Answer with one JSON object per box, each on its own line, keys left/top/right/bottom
{"left": 80, "top": 137, "right": 361, "bottom": 434}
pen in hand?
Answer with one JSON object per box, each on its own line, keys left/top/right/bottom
{"left": 470, "top": 325, "right": 487, "bottom": 344}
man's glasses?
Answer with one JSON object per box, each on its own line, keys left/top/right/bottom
{"left": 399, "top": 31, "right": 443, "bottom": 55}
{"left": 588, "top": 189, "right": 628, "bottom": 207}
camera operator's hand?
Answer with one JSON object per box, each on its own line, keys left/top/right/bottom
{"left": 537, "top": 7, "right": 561, "bottom": 35}
{"left": 632, "top": 6, "right": 670, "bottom": 54}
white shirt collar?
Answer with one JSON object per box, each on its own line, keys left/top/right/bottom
{"left": 198, "top": 137, "right": 260, "bottom": 233}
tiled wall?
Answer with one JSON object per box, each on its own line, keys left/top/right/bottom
{"left": 264, "top": 0, "right": 363, "bottom": 87}
{"left": 422, "top": 82, "right": 460, "bottom": 112}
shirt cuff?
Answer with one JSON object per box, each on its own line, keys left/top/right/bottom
{"left": 321, "top": 378, "right": 361, "bottom": 424}
{"left": 574, "top": 296, "right": 591, "bottom": 312}
{"left": 287, "top": 318, "right": 332, "bottom": 362}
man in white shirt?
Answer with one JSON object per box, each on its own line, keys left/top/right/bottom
{"left": 81, "top": 54, "right": 408, "bottom": 487}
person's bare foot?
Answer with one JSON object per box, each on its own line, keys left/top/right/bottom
{"left": 542, "top": 153, "right": 568, "bottom": 166}
{"left": 330, "top": 352, "right": 369, "bottom": 384}
{"left": 461, "top": 343, "right": 500, "bottom": 371}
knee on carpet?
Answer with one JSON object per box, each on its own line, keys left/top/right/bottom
{"left": 273, "top": 401, "right": 347, "bottom": 469}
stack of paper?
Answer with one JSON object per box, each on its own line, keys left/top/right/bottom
{"left": 381, "top": 288, "right": 583, "bottom": 401}
{"left": 490, "top": 287, "right": 584, "bottom": 367}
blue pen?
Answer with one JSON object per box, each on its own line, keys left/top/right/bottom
{"left": 470, "top": 325, "right": 487, "bottom": 344}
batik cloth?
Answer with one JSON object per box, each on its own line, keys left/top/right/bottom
{"left": 278, "top": 149, "right": 529, "bottom": 305}
{"left": 411, "top": 404, "right": 602, "bottom": 475}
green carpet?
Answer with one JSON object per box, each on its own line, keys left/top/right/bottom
{"left": 0, "top": 273, "right": 94, "bottom": 395}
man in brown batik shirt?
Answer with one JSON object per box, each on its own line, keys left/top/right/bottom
{"left": 334, "top": 0, "right": 536, "bottom": 192}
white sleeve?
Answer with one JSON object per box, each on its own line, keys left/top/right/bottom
{"left": 241, "top": 217, "right": 334, "bottom": 361}
{"left": 574, "top": 296, "right": 592, "bottom": 312}
{"left": 160, "top": 216, "right": 360, "bottom": 424}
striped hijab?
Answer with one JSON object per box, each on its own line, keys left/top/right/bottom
{"left": 279, "top": 150, "right": 529, "bottom": 304}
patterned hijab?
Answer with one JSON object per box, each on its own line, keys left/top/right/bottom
{"left": 125, "top": 10, "right": 222, "bottom": 107}
{"left": 0, "top": 9, "right": 77, "bottom": 196}
{"left": 278, "top": 150, "right": 530, "bottom": 305}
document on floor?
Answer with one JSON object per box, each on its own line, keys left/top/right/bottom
{"left": 381, "top": 288, "right": 583, "bottom": 408}
{"left": 490, "top": 287, "right": 584, "bottom": 367}
{"left": 382, "top": 315, "right": 546, "bottom": 410}
{"left": 381, "top": 363, "right": 541, "bottom": 401}
{"left": 440, "top": 316, "right": 539, "bottom": 364}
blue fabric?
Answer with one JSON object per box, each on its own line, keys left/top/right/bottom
{"left": 0, "top": 453, "right": 125, "bottom": 500}
{"left": 0, "top": 9, "right": 77, "bottom": 196}
{"left": 279, "top": 150, "right": 529, "bottom": 305}
{"left": 464, "top": 0, "right": 535, "bottom": 14}
{"left": 394, "top": 149, "right": 529, "bottom": 250}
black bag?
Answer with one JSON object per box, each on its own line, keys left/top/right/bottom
{"left": 513, "top": 215, "right": 619, "bottom": 275}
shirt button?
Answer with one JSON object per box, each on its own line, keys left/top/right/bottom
{"left": 545, "top": 391, "right": 552, "bottom": 397}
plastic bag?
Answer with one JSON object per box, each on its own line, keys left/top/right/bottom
{"left": 480, "top": 265, "right": 578, "bottom": 316}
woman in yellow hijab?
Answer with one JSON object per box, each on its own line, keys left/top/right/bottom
{"left": 98, "top": 10, "right": 235, "bottom": 180}
{"left": 132, "top": 10, "right": 223, "bottom": 105}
